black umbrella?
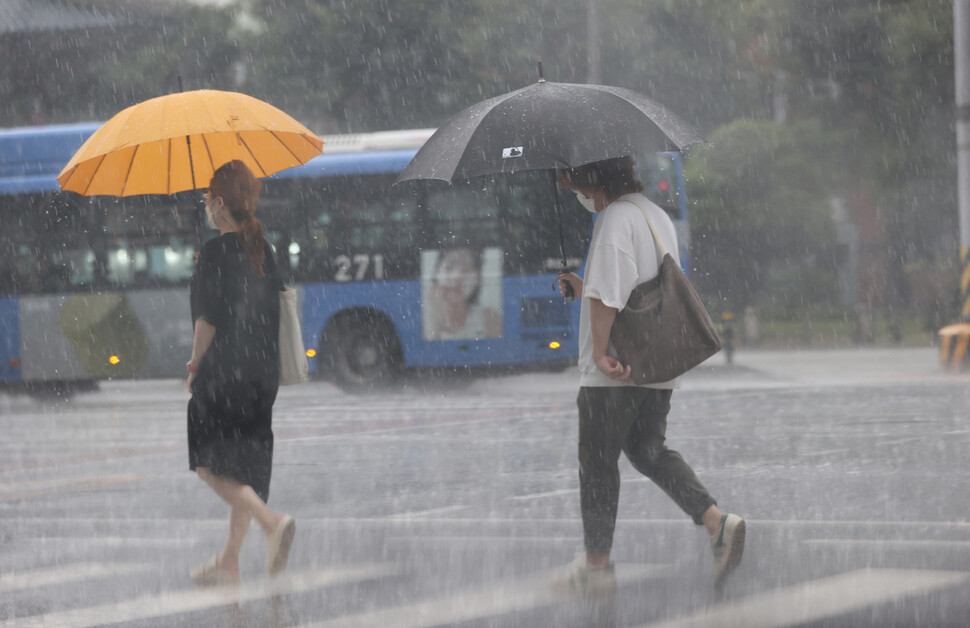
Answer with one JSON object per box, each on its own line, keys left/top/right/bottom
{"left": 397, "top": 78, "right": 705, "bottom": 183}
{"left": 397, "top": 74, "right": 705, "bottom": 298}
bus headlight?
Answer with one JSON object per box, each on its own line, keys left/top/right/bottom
{"left": 306, "top": 349, "right": 317, "bottom": 358}
{"left": 108, "top": 355, "right": 121, "bottom": 365}
{"left": 548, "top": 341, "right": 561, "bottom": 350}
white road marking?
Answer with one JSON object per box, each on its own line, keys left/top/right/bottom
{"left": 387, "top": 535, "right": 582, "bottom": 545}
{"left": 0, "top": 564, "right": 396, "bottom": 628}
{"left": 637, "top": 568, "right": 970, "bottom": 628}
{"left": 509, "top": 488, "right": 578, "bottom": 500}
{"left": 7, "top": 516, "right": 970, "bottom": 530}
{"left": 0, "top": 562, "right": 153, "bottom": 593}
{"left": 300, "top": 563, "right": 668, "bottom": 628}
{"left": 797, "top": 448, "right": 850, "bottom": 457}
{"left": 386, "top": 505, "right": 467, "bottom": 519}
{"left": 874, "top": 437, "right": 923, "bottom": 447}
{"left": 280, "top": 412, "right": 570, "bottom": 443}
{"left": 509, "top": 477, "right": 650, "bottom": 501}
{"left": 804, "top": 539, "right": 970, "bottom": 550}
{"left": 22, "top": 536, "right": 198, "bottom": 548}
{"left": 732, "top": 519, "right": 970, "bottom": 530}
{"left": 0, "top": 476, "right": 147, "bottom": 502}
{"left": 0, "top": 478, "right": 127, "bottom": 490}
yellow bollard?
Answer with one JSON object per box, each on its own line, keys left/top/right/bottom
{"left": 938, "top": 322, "right": 970, "bottom": 370}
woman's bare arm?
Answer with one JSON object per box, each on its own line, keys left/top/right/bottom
{"left": 186, "top": 317, "right": 216, "bottom": 390}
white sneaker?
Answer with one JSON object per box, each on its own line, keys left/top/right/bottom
{"left": 549, "top": 554, "right": 617, "bottom": 598}
{"left": 711, "top": 513, "right": 745, "bottom": 589}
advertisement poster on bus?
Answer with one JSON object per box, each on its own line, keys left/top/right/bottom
{"left": 421, "top": 247, "right": 503, "bottom": 341}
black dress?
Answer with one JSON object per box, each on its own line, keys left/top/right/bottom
{"left": 187, "top": 233, "right": 281, "bottom": 502}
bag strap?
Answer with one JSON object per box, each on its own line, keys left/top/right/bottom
{"left": 623, "top": 196, "right": 670, "bottom": 262}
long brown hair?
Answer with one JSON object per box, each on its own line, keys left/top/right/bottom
{"left": 208, "top": 160, "right": 266, "bottom": 277}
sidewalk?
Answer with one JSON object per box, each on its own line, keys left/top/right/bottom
{"left": 464, "top": 346, "right": 957, "bottom": 398}
{"left": 687, "top": 345, "right": 952, "bottom": 389}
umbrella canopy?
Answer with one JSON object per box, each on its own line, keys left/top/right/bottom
{"left": 57, "top": 90, "right": 323, "bottom": 196}
{"left": 397, "top": 80, "right": 705, "bottom": 184}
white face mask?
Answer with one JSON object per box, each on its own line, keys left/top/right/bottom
{"left": 205, "top": 198, "right": 220, "bottom": 230}
{"left": 574, "top": 190, "right": 597, "bottom": 213}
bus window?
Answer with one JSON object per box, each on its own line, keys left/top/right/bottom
{"left": 258, "top": 181, "right": 310, "bottom": 278}
{"left": 0, "top": 193, "right": 99, "bottom": 294}
{"left": 97, "top": 196, "right": 196, "bottom": 289}
{"left": 426, "top": 182, "right": 501, "bottom": 250}
{"left": 638, "top": 153, "right": 681, "bottom": 221}
{"left": 266, "top": 174, "right": 422, "bottom": 283}
{"left": 100, "top": 239, "right": 195, "bottom": 287}
{"left": 496, "top": 171, "right": 591, "bottom": 275}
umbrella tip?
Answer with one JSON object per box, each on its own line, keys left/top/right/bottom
{"left": 537, "top": 61, "right": 545, "bottom": 83}
{"left": 177, "top": 75, "right": 184, "bottom": 93}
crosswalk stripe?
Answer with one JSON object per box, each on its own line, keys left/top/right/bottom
{"left": 299, "top": 563, "right": 668, "bottom": 628}
{"left": 386, "top": 505, "right": 468, "bottom": 519}
{"left": 805, "top": 539, "right": 970, "bottom": 550}
{"left": 20, "top": 536, "right": 197, "bottom": 548}
{"left": 509, "top": 488, "right": 578, "bottom": 500}
{"left": 7, "top": 516, "right": 970, "bottom": 530}
{"left": 0, "top": 476, "right": 147, "bottom": 502}
{"left": 636, "top": 568, "right": 970, "bottom": 628}
{"left": 0, "top": 563, "right": 153, "bottom": 593}
{"left": 388, "top": 535, "right": 583, "bottom": 545}
{"left": 0, "top": 564, "right": 396, "bottom": 628}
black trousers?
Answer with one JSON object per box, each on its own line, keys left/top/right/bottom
{"left": 577, "top": 386, "right": 717, "bottom": 553}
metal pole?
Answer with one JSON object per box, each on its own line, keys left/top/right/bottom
{"left": 941, "top": 0, "right": 970, "bottom": 367}
{"left": 956, "top": 1, "right": 970, "bottom": 303}
{"left": 587, "top": 0, "right": 601, "bottom": 84}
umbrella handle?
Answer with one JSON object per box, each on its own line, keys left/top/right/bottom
{"left": 558, "top": 262, "right": 575, "bottom": 303}
{"left": 548, "top": 169, "right": 574, "bottom": 302}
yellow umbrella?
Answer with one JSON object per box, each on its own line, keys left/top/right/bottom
{"left": 57, "top": 90, "right": 323, "bottom": 196}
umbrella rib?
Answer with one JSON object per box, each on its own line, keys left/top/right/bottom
{"left": 268, "top": 130, "right": 305, "bottom": 165}
{"left": 199, "top": 134, "right": 216, "bottom": 177}
{"left": 166, "top": 138, "right": 172, "bottom": 194}
{"left": 80, "top": 154, "right": 109, "bottom": 197}
{"left": 236, "top": 134, "right": 269, "bottom": 177}
{"left": 118, "top": 143, "right": 139, "bottom": 196}
{"left": 225, "top": 94, "right": 316, "bottom": 174}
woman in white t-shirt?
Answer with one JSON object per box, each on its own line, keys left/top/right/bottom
{"left": 551, "top": 156, "right": 745, "bottom": 595}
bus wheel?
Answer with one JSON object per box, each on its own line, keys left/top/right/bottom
{"left": 324, "top": 314, "right": 401, "bottom": 391}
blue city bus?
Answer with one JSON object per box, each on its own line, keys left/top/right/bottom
{"left": 0, "top": 123, "right": 690, "bottom": 392}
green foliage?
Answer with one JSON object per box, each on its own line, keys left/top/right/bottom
{"left": 686, "top": 118, "right": 837, "bottom": 307}
{"left": 0, "top": 5, "right": 240, "bottom": 126}
{"left": 600, "top": 0, "right": 773, "bottom": 129}
{"left": 759, "top": 0, "right": 956, "bottom": 264}
{"left": 242, "top": 0, "right": 580, "bottom": 131}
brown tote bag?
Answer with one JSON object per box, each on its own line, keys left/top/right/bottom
{"left": 607, "top": 199, "right": 721, "bottom": 384}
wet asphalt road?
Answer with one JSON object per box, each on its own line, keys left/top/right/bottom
{"left": 2, "top": 346, "right": 970, "bottom": 627}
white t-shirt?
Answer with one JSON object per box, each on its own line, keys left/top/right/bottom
{"left": 578, "top": 193, "right": 680, "bottom": 388}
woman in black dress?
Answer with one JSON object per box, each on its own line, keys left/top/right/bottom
{"left": 186, "top": 160, "right": 295, "bottom": 586}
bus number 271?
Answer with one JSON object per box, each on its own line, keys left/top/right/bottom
{"left": 334, "top": 254, "right": 385, "bottom": 281}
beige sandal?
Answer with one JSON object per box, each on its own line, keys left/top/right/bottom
{"left": 266, "top": 515, "right": 296, "bottom": 576}
{"left": 190, "top": 555, "right": 241, "bottom": 587}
